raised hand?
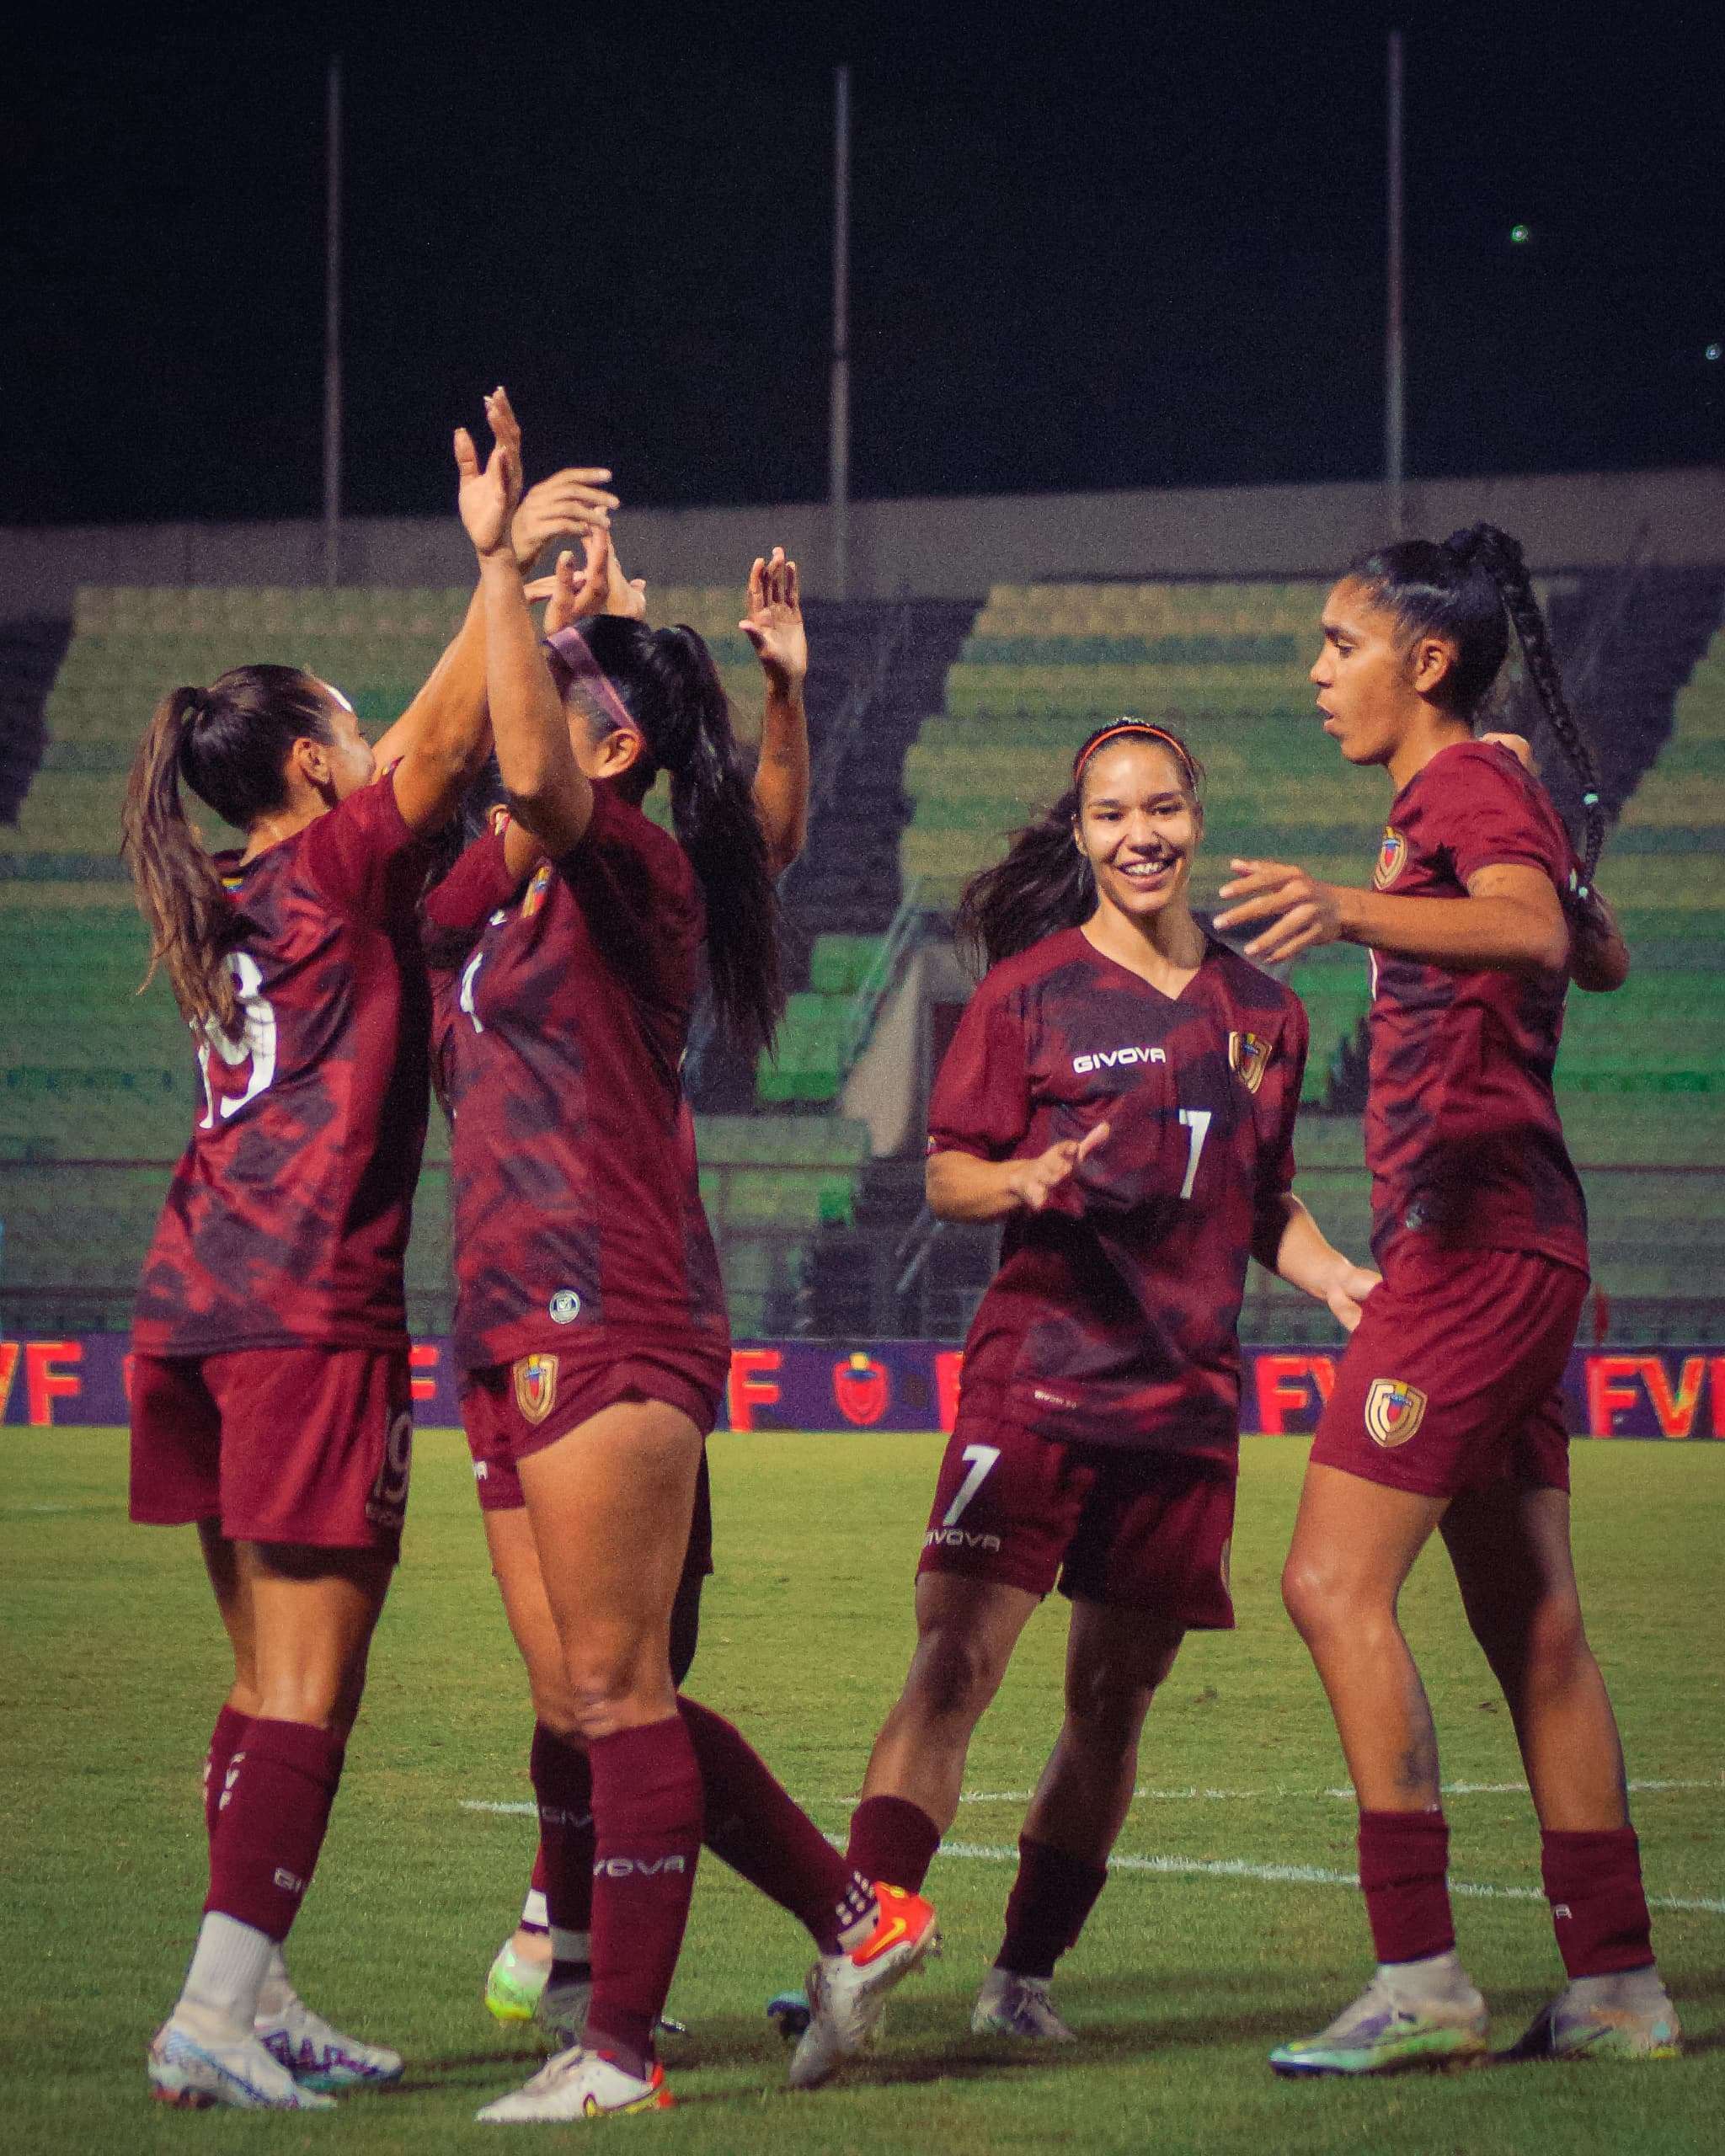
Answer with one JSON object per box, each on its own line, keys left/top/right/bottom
{"left": 511, "top": 467, "right": 618, "bottom": 572}
{"left": 456, "top": 388, "right": 526, "bottom": 560}
{"left": 1005, "top": 1121, "right": 1110, "bottom": 1212}
{"left": 525, "top": 526, "right": 647, "bottom": 632}
{"left": 740, "top": 547, "right": 807, "bottom": 691}
{"left": 1214, "top": 858, "right": 1344, "bottom": 964}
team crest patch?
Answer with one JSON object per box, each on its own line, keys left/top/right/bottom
{"left": 1374, "top": 825, "right": 1408, "bottom": 889}
{"left": 1365, "top": 1376, "right": 1428, "bottom": 1449}
{"left": 521, "top": 864, "right": 554, "bottom": 920}
{"left": 514, "top": 1354, "right": 558, "bottom": 1426}
{"left": 1228, "top": 1030, "right": 1272, "bottom": 1094}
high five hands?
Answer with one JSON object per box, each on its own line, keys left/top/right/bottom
{"left": 526, "top": 526, "right": 649, "bottom": 635}
{"left": 1006, "top": 1121, "right": 1111, "bottom": 1212}
{"left": 455, "top": 389, "right": 527, "bottom": 559}
{"left": 740, "top": 548, "right": 807, "bottom": 692}
{"left": 1214, "top": 861, "right": 1345, "bottom": 964}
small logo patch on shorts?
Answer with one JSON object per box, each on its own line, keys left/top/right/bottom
{"left": 1365, "top": 1376, "right": 1428, "bottom": 1448}
{"left": 548, "top": 1288, "right": 582, "bottom": 1323}
{"left": 515, "top": 1353, "right": 558, "bottom": 1426}
{"left": 1374, "top": 825, "right": 1408, "bottom": 889}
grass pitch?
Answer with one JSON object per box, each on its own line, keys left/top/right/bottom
{"left": 2, "top": 1428, "right": 1719, "bottom": 2156}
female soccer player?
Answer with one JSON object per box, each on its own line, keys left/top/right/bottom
{"left": 121, "top": 394, "right": 572, "bottom": 2110}
{"left": 465, "top": 536, "right": 816, "bottom": 2028}
{"left": 425, "top": 455, "right": 937, "bottom": 2121}
{"left": 785, "top": 718, "right": 1378, "bottom": 2075}
{"left": 1215, "top": 525, "right": 1680, "bottom": 2073}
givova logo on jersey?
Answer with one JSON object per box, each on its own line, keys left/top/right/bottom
{"left": 1365, "top": 1376, "right": 1428, "bottom": 1448}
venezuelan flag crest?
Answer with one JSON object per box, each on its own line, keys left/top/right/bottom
{"left": 513, "top": 1353, "right": 558, "bottom": 1426}
{"left": 1228, "top": 1030, "right": 1271, "bottom": 1094}
{"left": 1374, "top": 825, "right": 1408, "bottom": 890}
{"left": 1365, "top": 1375, "right": 1428, "bottom": 1449}
{"left": 521, "top": 864, "right": 554, "bottom": 920}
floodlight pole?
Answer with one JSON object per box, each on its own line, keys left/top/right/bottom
{"left": 829, "top": 64, "right": 852, "bottom": 601}
{"left": 323, "top": 54, "right": 344, "bottom": 589}
{"left": 1385, "top": 29, "right": 1406, "bottom": 539}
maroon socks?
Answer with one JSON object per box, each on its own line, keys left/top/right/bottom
{"left": 1542, "top": 1826, "right": 1654, "bottom": 1977}
{"left": 203, "top": 1703, "right": 251, "bottom": 1849}
{"left": 997, "top": 1835, "right": 1108, "bottom": 1979}
{"left": 679, "top": 1698, "right": 874, "bottom": 1953}
{"left": 529, "top": 1723, "right": 595, "bottom": 1967}
{"left": 205, "top": 1717, "right": 344, "bottom": 1940}
{"left": 583, "top": 1716, "right": 703, "bottom": 2075}
{"left": 1358, "top": 1808, "right": 1455, "bottom": 1965}
{"left": 847, "top": 1794, "right": 943, "bottom": 1896}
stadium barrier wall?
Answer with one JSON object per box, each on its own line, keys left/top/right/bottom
{"left": 3, "top": 1336, "right": 1723, "bottom": 1440}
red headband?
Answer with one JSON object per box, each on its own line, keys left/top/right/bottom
{"left": 542, "top": 626, "right": 644, "bottom": 742}
{"left": 1072, "top": 720, "right": 1194, "bottom": 787}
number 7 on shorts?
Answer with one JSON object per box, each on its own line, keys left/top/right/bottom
{"left": 942, "top": 1444, "right": 1001, "bottom": 1528}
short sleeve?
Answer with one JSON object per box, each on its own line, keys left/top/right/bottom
{"left": 297, "top": 768, "right": 429, "bottom": 921}
{"left": 1251, "top": 999, "right": 1308, "bottom": 1267}
{"left": 1434, "top": 746, "right": 1567, "bottom": 889}
{"left": 927, "top": 979, "right": 1033, "bottom": 1161}
{"left": 421, "top": 827, "right": 521, "bottom": 965}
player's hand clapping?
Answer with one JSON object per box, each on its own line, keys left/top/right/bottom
{"left": 1005, "top": 1122, "right": 1111, "bottom": 1213}
{"left": 456, "top": 389, "right": 527, "bottom": 560}
{"left": 510, "top": 467, "right": 617, "bottom": 572}
{"left": 740, "top": 548, "right": 807, "bottom": 694}
{"left": 526, "top": 525, "right": 649, "bottom": 634}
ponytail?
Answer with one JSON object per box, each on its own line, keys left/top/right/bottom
{"left": 119, "top": 664, "right": 335, "bottom": 1033}
{"left": 120, "top": 689, "right": 245, "bottom": 1034}
{"left": 569, "top": 615, "right": 784, "bottom": 1059}
{"left": 955, "top": 718, "right": 1205, "bottom": 975}
{"left": 1445, "top": 523, "right": 1607, "bottom": 893}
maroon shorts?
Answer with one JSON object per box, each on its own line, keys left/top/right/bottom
{"left": 459, "top": 1342, "right": 722, "bottom": 1576}
{"left": 916, "top": 1386, "right": 1236, "bottom": 1629}
{"left": 1311, "top": 1243, "right": 1589, "bottom": 1499}
{"left": 130, "top": 1346, "right": 413, "bottom": 1555}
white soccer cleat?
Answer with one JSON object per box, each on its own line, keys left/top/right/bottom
{"left": 475, "top": 2045, "right": 673, "bottom": 2121}
{"left": 149, "top": 2012, "right": 337, "bottom": 2111}
{"left": 788, "top": 1884, "right": 942, "bottom": 2091}
{"left": 255, "top": 1993, "right": 403, "bottom": 2089}
{"left": 486, "top": 1936, "right": 553, "bottom": 2025}
{"left": 1270, "top": 1970, "right": 1488, "bottom": 2076}
{"left": 1508, "top": 1972, "right": 1682, "bottom": 2062}
{"left": 971, "top": 1967, "right": 1076, "bottom": 2041}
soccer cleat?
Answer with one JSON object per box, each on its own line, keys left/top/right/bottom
{"left": 1269, "top": 1973, "right": 1488, "bottom": 2077}
{"left": 766, "top": 1988, "right": 812, "bottom": 2043}
{"left": 788, "top": 1884, "right": 941, "bottom": 2091}
{"left": 475, "top": 2046, "right": 673, "bottom": 2121}
{"left": 149, "top": 2014, "right": 337, "bottom": 2111}
{"left": 1507, "top": 1978, "right": 1682, "bottom": 2062}
{"left": 255, "top": 1994, "right": 403, "bottom": 2090}
{"left": 486, "top": 1937, "right": 553, "bottom": 2025}
{"left": 971, "top": 1967, "right": 1076, "bottom": 2041}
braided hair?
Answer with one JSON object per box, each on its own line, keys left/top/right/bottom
{"left": 956, "top": 719, "right": 1205, "bottom": 974}
{"left": 1348, "top": 526, "right": 1606, "bottom": 894}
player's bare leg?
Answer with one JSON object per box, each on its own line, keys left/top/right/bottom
{"left": 977, "top": 1601, "right": 1184, "bottom": 2040}
{"left": 858, "top": 1573, "right": 1042, "bottom": 1831}
{"left": 1272, "top": 1464, "right": 1487, "bottom": 2076}
{"left": 483, "top": 1508, "right": 585, "bottom": 2036}
{"left": 152, "top": 1537, "right": 398, "bottom": 2107}
{"left": 1442, "top": 1483, "right": 1680, "bottom": 2059}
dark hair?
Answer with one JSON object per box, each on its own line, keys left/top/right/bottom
{"left": 955, "top": 720, "right": 1205, "bottom": 975}
{"left": 120, "top": 664, "right": 334, "bottom": 1033}
{"left": 566, "top": 615, "right": 783, "bottom": 1059}
{"left": 1348, "top": 524, "right": 1605, "bottom": 888}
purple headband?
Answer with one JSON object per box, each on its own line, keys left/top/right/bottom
{"left": 542, "top": 626, "right": 644, "bottom": 742}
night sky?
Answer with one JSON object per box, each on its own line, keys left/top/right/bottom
{"left": 4, "top": 3, "right": 1721, "bottom": 527}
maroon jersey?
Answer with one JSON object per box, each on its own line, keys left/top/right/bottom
{"left": 929, "top": 926, "right": 1307, "bottom": 1460}
{"left": 133, "top": 777, "right": 433, "bottom": 1355}
{"left": 1365, "top": 739, "right": 1587, "bottom": 1272}
{"left": 422, "top": 783, "right": 728, "bottom": 1373}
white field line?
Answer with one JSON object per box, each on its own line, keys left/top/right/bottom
{"left": 953, "top": 1775, "right": 1722, "bottom": 1806}
{"left": 457, "top": 1796, "right": 1723, "bottom": 1918}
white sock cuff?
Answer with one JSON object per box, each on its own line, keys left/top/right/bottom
{"left": 521, "top": 1888, "right": 549, "bottom": 1930}
{"left": 182, "top": 1911, "right": 276, "bottom": 2027}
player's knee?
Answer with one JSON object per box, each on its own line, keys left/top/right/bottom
{"left": 1521, "top": 1592, "right": 1590, "bottom": 1686}
{"left": 906, "top": 1623, "right": 1004, "bottom": 1725}
{"left": 1064, "top": 1669, "right": 1154, "bottom": 1749}
{"left": 1281, "top": 1548, "right": 1361, "bottom": 1641}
